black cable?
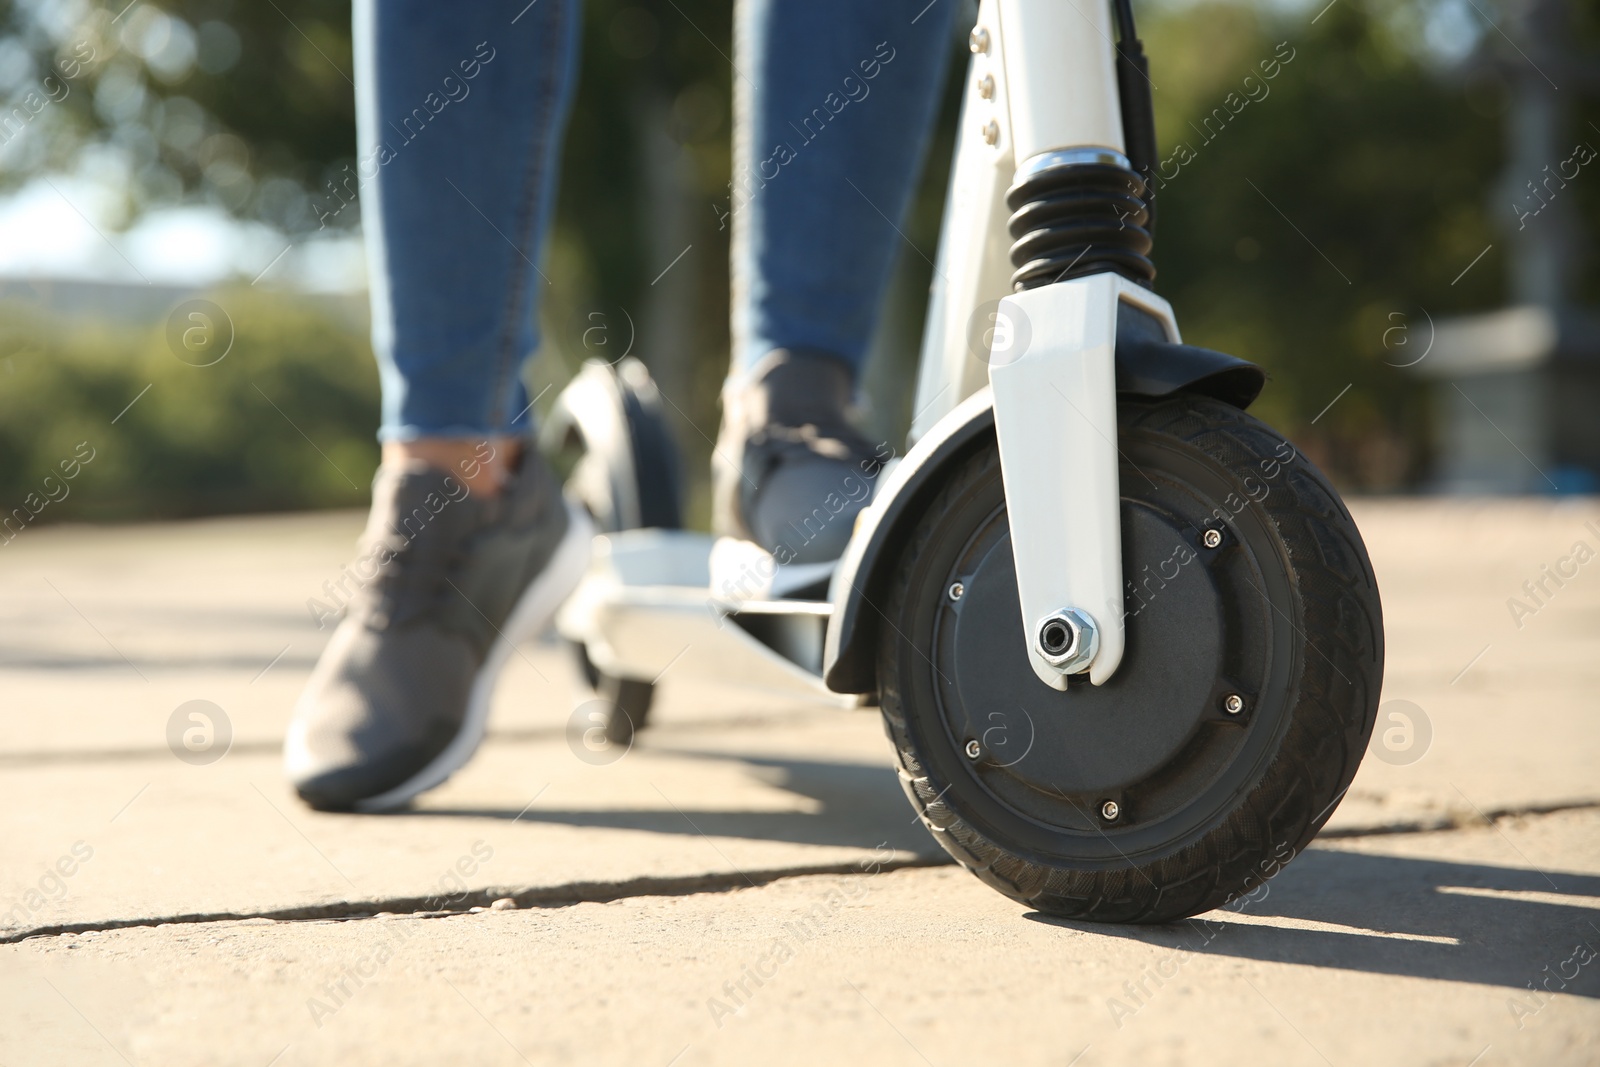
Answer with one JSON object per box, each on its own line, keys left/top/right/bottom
{"left": 1112, "top": 0, "right": 1137, "bottom": 43}
{"left": 1110, "top": 0, "right": 1158, "bottom": 239}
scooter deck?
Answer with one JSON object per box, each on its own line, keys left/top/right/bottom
{"left": 556, "top": 528, "right": 862, "bottom": 707}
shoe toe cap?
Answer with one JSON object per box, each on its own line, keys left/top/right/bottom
{"left": 291, "top": 758, "right": 426, "bottom": 812}
{"left": 285, "top": 621, "right": 476, "bottom": 809}
{"left": 747, "top": 456, "right": 872, "bottom": 564}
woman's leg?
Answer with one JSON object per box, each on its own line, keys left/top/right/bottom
{"left": 716, "top": 0, "right": 960, "bottom": 563}
{"left": 731, "top": 0, "right": 960, "bottom": 376}
{"left": 358, "top": 0, "right": 582, "bottom": 486}
{"left": 289, "top": 0, "right": 588, "bottom": 812}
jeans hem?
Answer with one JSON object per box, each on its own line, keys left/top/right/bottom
{"left": 377, "top": 423, "right": 529, "bottom": 444}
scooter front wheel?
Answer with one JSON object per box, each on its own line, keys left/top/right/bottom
{"left": 878, "top": 395, "right": 1383, "bottom": 923}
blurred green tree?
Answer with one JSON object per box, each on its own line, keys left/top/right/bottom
{"left": 0, "top": 0, "right": 357, "bottom": 231}
{"left": 1139, "top": 0, "right": 1597, "bottom": 487}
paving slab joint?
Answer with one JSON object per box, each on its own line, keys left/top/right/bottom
{"left": 0, "top": 854, "right": 954, "bottom": 946}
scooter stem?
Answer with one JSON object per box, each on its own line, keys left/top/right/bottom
{"left": 977, "top": 0, "right": 1158, "bottom": 688}
{"left": 992, "top": 0, "right": 1124, "bottom": 162}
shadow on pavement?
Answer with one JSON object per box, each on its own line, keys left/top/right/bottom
{"left": 412, "top": 751, "right": 942, "bottom": 856}
{"left": 416, "top": 747, "right": 1600, "bottom": 1000}
{"left": 1027, "top": 847, "right": 1600, "bottom": 997}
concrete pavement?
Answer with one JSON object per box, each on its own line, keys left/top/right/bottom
{"left": 1, "top": 500, "right": 1597, "bottom": 1065}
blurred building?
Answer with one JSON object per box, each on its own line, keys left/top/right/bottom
{"left": 0, "top": 276, "right": 366, "bottom": 331}
{"left": 1414, "top": 0, "right": 1600, "bottom": 493}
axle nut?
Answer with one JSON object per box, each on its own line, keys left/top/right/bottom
{"left": 1035, "top": 608, "right": 1099, "bottom": 674}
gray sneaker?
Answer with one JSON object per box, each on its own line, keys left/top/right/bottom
{"left": 712, "top": 349, "right": 888, "bottom": 566}
{"left": 285, "top": 448, "right": 591, "bottom": 811}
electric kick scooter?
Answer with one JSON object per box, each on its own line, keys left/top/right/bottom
{"left": 546, "top": 0, "right": 1385, "bottom": 923}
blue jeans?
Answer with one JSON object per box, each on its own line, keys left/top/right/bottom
{"left": 355, "top": 0, "right": 958, "bottom": 441}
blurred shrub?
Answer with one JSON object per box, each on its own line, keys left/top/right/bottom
{"left": 0, "top": 288, "right": 378, "bottom": 523}
{"left": 1138, "top": 1, "right": 1492, "bottom": 489}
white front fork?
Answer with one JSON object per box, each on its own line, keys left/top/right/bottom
{"left": 914, "top": 0, "right": 1170, "bottom": 688}
{"left": 990, "top": 276, "right": 1176, "bottom": 689}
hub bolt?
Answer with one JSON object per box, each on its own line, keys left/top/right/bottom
{"left": 969, "top": 26, "right": 990, "bottom": 54}
{"left": 1203, "top": 528, "right": 1223, "bottom": 549}
{"left": 1100, "top": 800, "right": 1121, "bottom": 821}
{"left": 1223, "top": 693, "right": 1244, "bottom": 715}
{"left": 948, "top": 581, "right": 965, "bottom": 602}
{"left": 981, "top": 119, "right": 1000, "bottom": 146}
{"left": 964, "top": 739, "right": 982, "bottom": 760}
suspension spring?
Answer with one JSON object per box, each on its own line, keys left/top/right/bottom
{"left": 1005, "top": 162, "right": 1155, "bottom": 290}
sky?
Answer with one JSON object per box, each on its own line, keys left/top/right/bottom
{"left": 0, "top": 176, "right": 366, "bottom": 292}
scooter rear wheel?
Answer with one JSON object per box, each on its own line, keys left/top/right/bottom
{"left": 572, "top": 642, "right": 655, "bottom": 747}
{"left": 878, "top": 395, "right": 1383, "bottom": 923}
{"left": 544, "top": 357, "right": 682, "bottom": 745}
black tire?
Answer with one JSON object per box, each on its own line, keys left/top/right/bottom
{"left": 597, "top": 675, "right": 655, "bottom": 747}
{"left": 550, "top": 357, "right": 681, "bottom": 744}
{"left": 878, "top": 395, "right": 1383, "bottom": 923}
{"left": 572, "top": 643, "right": 655, "bottom": 746}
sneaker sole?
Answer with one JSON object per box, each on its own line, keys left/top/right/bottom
{"left": 349, "top": 500, "right": 595, "bottom": 813}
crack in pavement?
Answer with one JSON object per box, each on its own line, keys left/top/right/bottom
{"left": 0, "top": 855, "right": 954, "bottom": 946}
{"left": 6, "top": 806, "right": 1587, "bottom": 947}
{"left": 6, "top": 801, "right": 1595, "bottom": 946}
{"left": 1315, "top": 798, "right": 1600, "bottom": 839}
